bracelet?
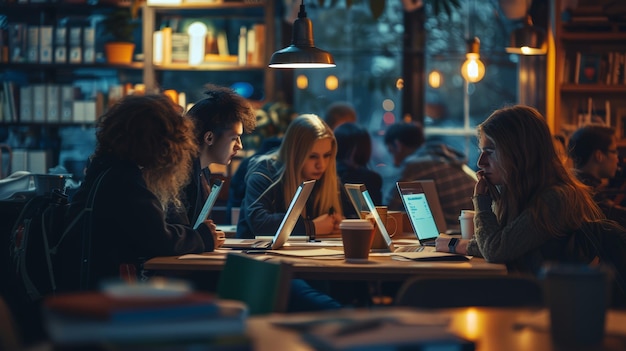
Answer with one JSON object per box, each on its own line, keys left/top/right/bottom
{"left": 448, "top": 238, "right": 459, "bottom": 254}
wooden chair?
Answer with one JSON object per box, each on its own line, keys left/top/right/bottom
{"left": 0, "top": 295, "right": 21, "bottom": 351}
{"left": 394, "top": 275, "right": 543, "bottom": 308}
{"left": 217, "top": 253, "right": 292, "bottom": 315}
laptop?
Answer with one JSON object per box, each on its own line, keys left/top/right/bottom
{"left": 396, "top": 181, "right": 445, "bottom": 246}
{"left": 193, "top": 179, "right": 224, "bottom": 230}
{"left": 411, "top": 180, "right": 447, "bottom": 234}
{"left": 222, "top": 180, "right": 316, "bottom": 250}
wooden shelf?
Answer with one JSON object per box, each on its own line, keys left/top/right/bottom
{"left": 560, "top": 84, "right": 626, "bottom": 94}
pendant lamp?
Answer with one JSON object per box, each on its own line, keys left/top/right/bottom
{"left": 505, "top": 15, "right": 546, "bottom": 55}
{"left": 268, "top": 0, "right": 336, "bottom": 69}
{"left": 461, "top": 37, "right": 486, "bottom": 83}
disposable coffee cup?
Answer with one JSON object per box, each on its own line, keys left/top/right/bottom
{"left": 340, "top": 219, "right": 374, "bottom": 263}
{"left": 459, "top": 210, "right": 475, "bottom": 239}
{"left": 541, "top": 263, "right": 612, "bottom": 346}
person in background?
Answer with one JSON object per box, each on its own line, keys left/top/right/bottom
{"left": 334, "top": 122, "right": 383, "bottom": 217}
{"left": 173, "top": 85, "right": 257, "bottom": 226}
{"left": 568, "top": 124, "right": 626, "bottom": 227}
{"left": 237, "top": 114, "right": 344, "bottom": 311}
{"left": 553, "top": 133, "right": 571, "bottom": 167}
{"left": 324, "top": 101, "right": 357, "bottom": 130}
{"left": 435, "top": 105, "right": 605, "bottom": 274}
{"left": 383, "top": 122, "right": 476, "bottom": 231}
{"left": 58, "top": 94, "right": 224, "bottom": 292}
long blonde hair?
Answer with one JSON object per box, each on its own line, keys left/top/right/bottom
{"left": 274, "top": 114, "right": 342, "bottom": 217}
{"left": 478, "top": 105, "right": 603, "bottom": 236}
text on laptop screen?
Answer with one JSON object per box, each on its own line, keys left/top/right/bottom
{"left": 402, "top": 193, "right": 440, "bottom": 240}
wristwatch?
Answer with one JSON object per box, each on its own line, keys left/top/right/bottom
{"left": 448, "top": 238, "right": 459, "bottom": 254}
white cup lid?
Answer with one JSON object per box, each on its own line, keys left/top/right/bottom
{"left": 339, "top": 219, "right": 373, "bottom": 230}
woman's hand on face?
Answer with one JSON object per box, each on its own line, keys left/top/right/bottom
{"left": 313, "top": 213, "right": 341, "bottom": 235}
{"left": 474, "top": 170, "right": 489, "bottom": 197}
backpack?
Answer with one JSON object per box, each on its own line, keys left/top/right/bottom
{"left": 9, "top": 169, "right": 109, "bottom": 303}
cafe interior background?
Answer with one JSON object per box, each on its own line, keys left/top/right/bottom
{"left": 1, "top": 0, "right": 623, "bottom": 201}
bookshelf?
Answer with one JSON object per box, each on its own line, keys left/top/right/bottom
{"left": 141, "top": 0, "right": 276, "bottom": 104}
{"left": 550, "top": 0, "right": 626, "bottom": 146}
{"left": 0, "top": 1, "right": 143, "bottom": 174}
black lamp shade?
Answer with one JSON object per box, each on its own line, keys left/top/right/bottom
{"left": 269, "top": 4, "right": 335, "bottom": 68}
{"left": 506, "top": 16, "right": 546, "bottom": 55}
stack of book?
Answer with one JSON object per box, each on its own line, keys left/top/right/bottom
{"left": 43, "top": 291, "right": 249, "bottom": 348}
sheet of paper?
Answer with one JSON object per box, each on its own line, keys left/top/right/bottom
{"left": 391, "top": 251, "right": 471, "bottom": 261}
{"left": 178, "top": 249, "right": 232, "bottom": 260}
{"left": 263, "top": 248, "right": 344, "bottom": 257}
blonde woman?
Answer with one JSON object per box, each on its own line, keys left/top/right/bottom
{"left": 237, "top": 114, "right": 343, "bottom": 239}
{"left": 436, "top": 105, "right": 605, "bottom": 273}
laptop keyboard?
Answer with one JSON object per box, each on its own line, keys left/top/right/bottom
{"left": 394, "top": 246, "right": 425, "bottom": 253}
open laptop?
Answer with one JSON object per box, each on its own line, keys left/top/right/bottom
{"left": 193, "top": 179, "right": 224, "bottom": 230}
{"left": 411, "top": 180, "right": 447, "bottom": 234}
{"left": 396, "top": 181, "right": 445, "bottom": 246}
{"left": 222, "top": 180, "right": 316, "bottom": 250}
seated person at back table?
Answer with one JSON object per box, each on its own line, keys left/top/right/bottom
{"left": 435, "top": 105, "right": 606, "bottom": 274}
{"left": 324, "top": 101, "right": 357, "bottom": 131}
{"left": 58, "top": 94, "right": 224, "bottom": 291}
{"left": 568, "top": 124, "right": 626, "bottom": 228}
{"left": 236, "top": 114, "right": 345, "bottom": 311}
{"left": 168, "top": 84, "right": 257, "bottom": 227}
{"left": 383, "top": 122, "right": 476, "bottom": 231}
{"left": 237, "top": 114, "right": 343, "bottom": 239}
{"left": 334, "top": 122, "right": 383, "bottom": 218}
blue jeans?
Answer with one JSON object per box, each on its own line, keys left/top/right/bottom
{"left": 287, "top": 279, "right": 343, "bottom": 312}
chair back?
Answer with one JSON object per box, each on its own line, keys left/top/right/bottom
{"left": 217, "top": 253, "right": 292, "bottom": 315}
{"left": 394, "top": 275, "right": 543, "bottom": 308}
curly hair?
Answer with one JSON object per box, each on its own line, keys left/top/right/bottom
{"left": 95, "top": 94, "right": 198, "bottom": 208}
{"left": 185, "top": 84, "right": 257, "bottom": 145}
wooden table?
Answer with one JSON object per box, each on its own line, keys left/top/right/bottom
{"left": 144, "top": 250, "right": 507, "bottom": 282}
{"left": 246, "top": 307, "right": 626, "bottom": 351}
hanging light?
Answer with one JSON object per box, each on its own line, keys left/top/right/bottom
{"left": 505, "top": 15, "right": 546, "bottom": 55}
{"left": 268, "top": 0, "right": 335, "bottom": 68}
{"left": 461, "top": 37, "right": 485, "bottom": 83}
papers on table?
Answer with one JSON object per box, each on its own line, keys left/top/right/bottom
{"left": 392, "top": 251, "right": 472, "bottom": 261}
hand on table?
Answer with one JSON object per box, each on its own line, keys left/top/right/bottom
{"left": 203, "top": 219, "right": 225, "bottom": 249}
{"left": 313, "top": 213, "right": 342, "bottom": 235}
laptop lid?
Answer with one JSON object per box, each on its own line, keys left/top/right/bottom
{"left": 223, "top": 179, "right": 316, "bottom": 250}
{"left": 269, "top": 179, "right": 316, "bottom": 249}
{"left": 344, "top": 183, "right": 396, "bottom": 252}
{"left": 396, "top": 181, "right": 441, "bottom": 245}
{"left": 193, "top": 179, "right": 224, "bottom": 230}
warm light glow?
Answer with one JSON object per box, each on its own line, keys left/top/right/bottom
{"left": 382, "top": 99, "right": 395, "bottom": 111}
{"left": 296, "top": 74, "right": 309, "bottom": 89}
{"left": 383, "top": 112, "right": 395, "bottom": 125}
{"left": 461, "top": 53, "right": 485, "bottom": 83}
{"left": 396, "top": 78, "right": 404, "bottom": 90}
{"left": 428, "top": 70, "right": 443, "bottom": 88}
{"left": 325, "top": 75, "right": 338, "bottom": 90}
{"left": 187, "top": 22, "right": 208, "bottom": 66}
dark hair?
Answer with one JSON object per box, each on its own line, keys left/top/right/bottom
{"left": 334, "top": 122, "right": 372, "bottom": 166}
{"left": 185, "top": 84, "right": 257, "bottom": 145}
{"left": 568, "top": 124, "right": 616, "bottom": 169}
{"left": 324, "top": 102, "right": 357, "bottom": 130}
{"left": 383, "top": 122, "right": 424, "bottom": 149}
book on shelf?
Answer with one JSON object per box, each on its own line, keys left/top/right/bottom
{"left": 19, "top": 85, "right": 32, "bottom": 123}
{"left": 54, "top": 25, "right": 67, "bottom": 63}
{"left": 68, "top": 26, "right": 82, "bottom": 64}
{"left": 46, "top": 84, "right": 61, "bottom": 123}
{"left": 575, "top": 52, "right": 602, "bottom": 84}
{"left": 8, "top": 23, "right": 27, "bottom": 63}
{"left": 32, "top": 84, "right": 47, "bottom": 123}
{"left": 39, "top": 25, "right": 53, "bottom": 63}
{"left": 60, "top": 85, "right": 75, "bottom": 123}
{"left": 26, "top": 25, "right": 39, "bottom": 63}
{"left": 2, "top": 81, "right": 17, "bottom": 123}
{"left": 170, "top": 32, "right": 190, "bottom": 64}
{"left": 43, "top": 292, "right": 247, "bottom": 344}
{"left": 153, "top": 30, "right": 163, "bottom": 65}
{"left": 82, "top": 26, "right": 95, "bottom": 63}
{"left": 11, "top": 149, "right": 50, "bottom": 174}
{"left": 161, "top": 27, "right": 172, "bottom": 65}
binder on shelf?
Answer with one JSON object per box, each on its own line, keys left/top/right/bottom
{"left": 161, "top": 27, "right": 172, "bottom": 65}
{"left": 46, "top": 84, "right": 61, "bottom": 123}
{"left": 32, "top": 84, "right": 47, "bottom": 123}
{"left": 28, "top": 150, "right": 49, "bottom": 174}
{"left": 83, "top": 26, "right": 95, "bottom": 63}
{"left": 54, "top": 26, "right": 67, "bottom": 63}
{"left": 153, "top": 30, "right": 163, "bottom": 65}
{"left": 19, "top": 85, "right": 32, "bottom": 123}
{"left": 11, "top": 150, "right": 28, "bottom": 173}
{"left": 26, "top": 25, "right": 39, "bottom": 63}
{"left": 170, "top": 32, "right": 190, "bottom": 63}
{"left": 3, "top": 81, "right": 17, "bottom": 123}
{"left": 40, "top": 25, "right": 54, "bottom": 64}
{"left": 60, "top": 85, "right": 75, "bottom": 123}
{"left": 8, "top": 23, "right": 27, "bottom": 63}
{"left": 252, "top": 23, "right": 265, "bottom": 65}
{"left": 68, "top": 26, "right": 82, "bottom": 64}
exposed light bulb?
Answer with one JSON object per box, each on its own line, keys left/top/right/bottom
{"left": 460, "top": 37, "right": 486, "bottom": 83}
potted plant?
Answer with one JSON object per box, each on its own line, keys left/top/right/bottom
{"left": 102, "top": 7, "right": 139, "bottom": 64}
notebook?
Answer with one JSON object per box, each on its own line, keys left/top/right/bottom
{"left": 396, "top": 181, "right": 445, "bottom": 246}
{"left": 222, "top": 180, "right": 316, "bottom": 250}
{"left": 193, "top": 179, "right": 224, "bottom": 230}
